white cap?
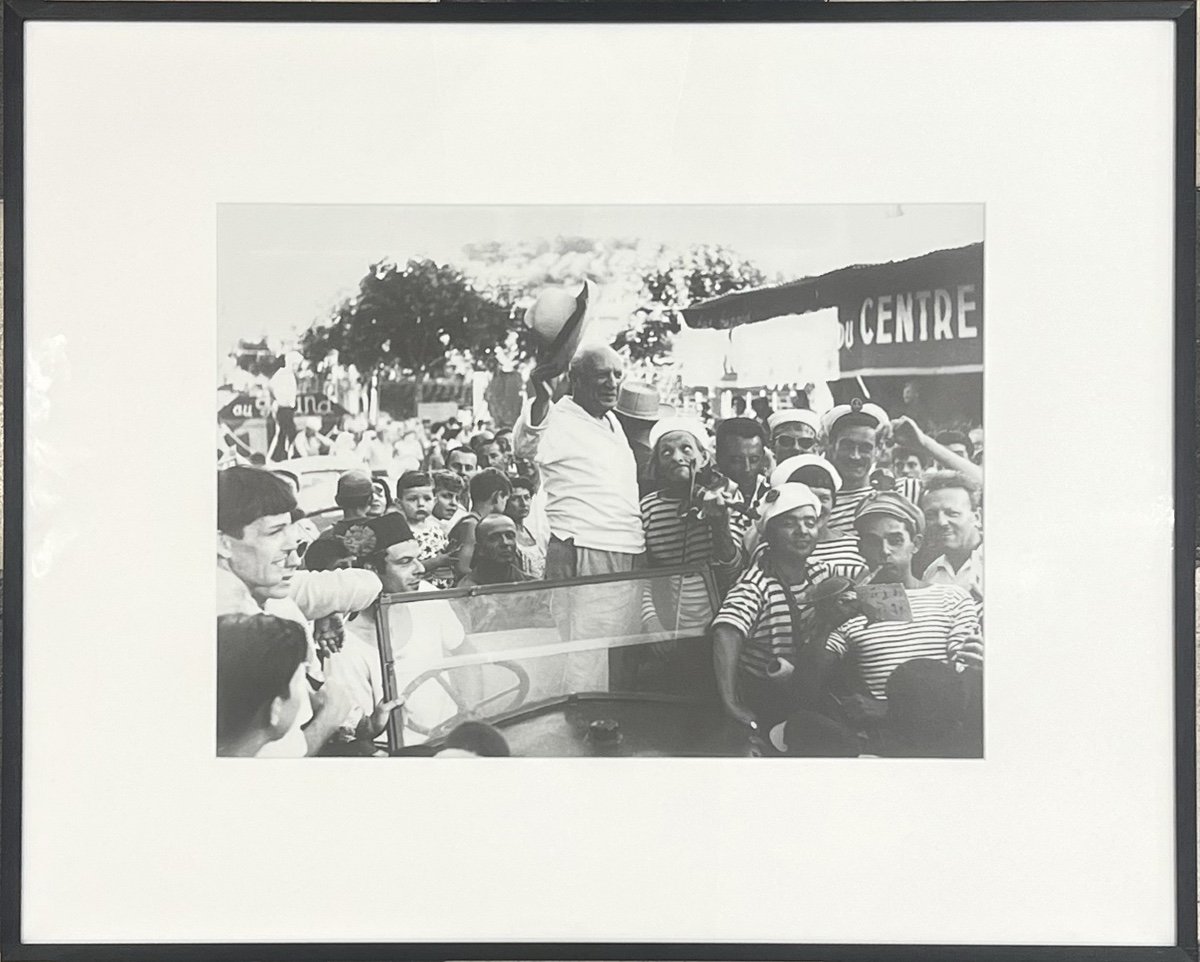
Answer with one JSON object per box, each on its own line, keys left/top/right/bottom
{"left": 769, "top": 454, "right": 843, "bottom": 491}
{"left": 820, "top": 399, "right": 889, "bottom": 439}
{"left": 767, "top": 409, "right": 822, "bottom": 435}
{"left": 647, "top": 417, "right": 710, "bottom": 454}
{"left": 759, "top": 482, "right": 822, "bottom": 525}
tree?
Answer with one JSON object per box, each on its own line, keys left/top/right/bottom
{"left": 614, "top": 245, "right": 767, "bottom": 364}
{"left": 299, "top": 258, "right": 516, "bottom": 382}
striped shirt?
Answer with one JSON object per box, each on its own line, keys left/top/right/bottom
{"left": 713, "top": 557, "right": 824, "bottom": 679}
{"left": 825, "top": 583, "right": 979, "bottom": 700}
{"left": 807, "top": 535, "right": 869, "bottom": 580}
{"left": 640, "top": 490, "right": 733, "bottom": 630}
{"left": 828, "top": 481, "right": 922, "bottom": 533}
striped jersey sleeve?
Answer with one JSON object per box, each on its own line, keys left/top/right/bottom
{"left": 825, "top": 584, "right": 980, "bottom": 700}
{"left": 827, "top": 486, "right": 874, "bottom": 532}
{"left": 807, "top": 536, "right": 868, "bottom": 580}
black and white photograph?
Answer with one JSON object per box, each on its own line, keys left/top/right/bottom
{"left": 216, "top": 204, "right": 985, "bottom": 758}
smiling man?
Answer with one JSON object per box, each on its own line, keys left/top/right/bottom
{"left": 919, "top": 472, "right": 983, "bottom": 609}
{"left": 821, "top": 399, "right": 890, "bottom": 531}
{"left": 513, "top": 343, "right": 645, "bottom": 691}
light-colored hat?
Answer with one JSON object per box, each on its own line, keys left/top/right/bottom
{"left": 648, "top": 417, "right": 710, "bottom": 454}
{"left": 769, "top": 454, "right": 843, "bottom": 491}
{"left": 760, "top": 483, "right": 822, "bottom": 525}
{"left": 820, "top": 398, "right": 889, "bottom": 439}
{"left": 767, "top": 409, "right": 822, "bottom": 435}
{"left": 615, "top": 382, "right": 674, "bottom": 421}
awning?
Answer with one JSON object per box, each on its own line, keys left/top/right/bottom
{"left": 682, "top": 243, "right": 983, "bottom": 378}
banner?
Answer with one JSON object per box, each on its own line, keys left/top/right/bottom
{"left": 835, "top": 247, "right": 983, "bottom": 377}
{"left": 219, "top": 392, "right": 347, "bottom": 423}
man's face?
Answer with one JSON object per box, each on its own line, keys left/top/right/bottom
{"left": 506, "top": 487, "right": 532, "bottom": 523}
{"left": 896, "top": 454, "right": 924, "bottom": 478}
{"left": 222, "top": 512, "right": 300, "bottom": 599}
{"left": 771, "top": 423, "right": 819, "bottom": 461}
{"left": 399, "top": 485, "right": 434, "bottom": 525}
{"left": 574, "top": 354, "right": 624, "bottom": 415}
{"left": 480, "top": 441, "right": 508, "bottom": 471}
{"left": 379, "top": 539, "right": 424, "bottom": 593}
{"left": 716, "top": 436, "right": 766, "bottom": 490}
{"left": 495, "top": 432, "right": 513, "bottom": 456}
{"left": 764, "top": 507, "right": 820, "bottom": 560}
{"left": 921, "top": 486, "right": 980, "bottom": 554}
{"left": 448, "top": 450, "right": 478, "bottom": 480}
{"left": 433, "top": 488, "right": 460, "bottom": 520}
{"left": 830, "top": 425, "right": 877, "bottom": 488}
{"left": 477, "top": 517, "right": 518, "bottom": 567}
{"left": 945, "top": 442, "right": 970, "bottom": 460}
{"left": 856, "top": 515, "right": 920, "bottom": 581}
{"left": 655, "top": 431, "right": 703, "bottom": 485}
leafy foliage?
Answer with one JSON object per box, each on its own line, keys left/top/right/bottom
{"left": 615, "top": 245, "right": 767, "bottom": 364}
{"left": 299, "top": 259, "right": 515, "bottom": 378}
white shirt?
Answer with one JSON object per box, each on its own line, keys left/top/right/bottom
{"left": 923, "top": 540, "right": 984, "bottom": 604}
{"left": 512, "top": 396, "right": 644, "bottom": 554}
{"left": 268, "top": 367, "right": 298, "bottom": 408}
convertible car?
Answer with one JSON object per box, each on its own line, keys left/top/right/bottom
{"left": 369, "top": 563, "right": 760, "bottom": 758}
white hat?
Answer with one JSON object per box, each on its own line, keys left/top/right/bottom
{"left": 767, "top": 409, "right": 822, "bottom": 435}
{"left": 759, "top": 482, "right": 822, "bottom": 525}
{"left": 820, "top": 398, "right": 889, "bottom": 438}
{"left": 769, "top": 454, "right": 843, "bottom": 491}
{"left": 647, "top": 417, "right": 710, "bottom": 454}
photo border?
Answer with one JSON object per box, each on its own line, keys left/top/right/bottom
{"left": 2, "top": 1, "right": 1195, "bottom": 959}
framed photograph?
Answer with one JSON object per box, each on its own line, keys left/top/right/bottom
{"left": 3, "top": 0, "right": 1194, "bottom": 958}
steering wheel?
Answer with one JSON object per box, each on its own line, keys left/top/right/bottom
{"left": 399, "top": 660, "right": 531, "bottom": 742}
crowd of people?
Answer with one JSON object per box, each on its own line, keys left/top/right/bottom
{"left": 216, "top": 337, "right": 985, "bottom": 758}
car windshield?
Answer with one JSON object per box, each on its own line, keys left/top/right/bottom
{"left": 370, "top": 564, "right": 720, "bottom": 751}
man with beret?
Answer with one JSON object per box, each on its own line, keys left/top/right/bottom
{"left": 767, "top": 409, "right": 822, "bottom": 465}
{"left": 335, "top": 469, "right": 375, "bottom": 523}
{"left": 217, "top": 466, "right": 383, "bottom": 756}
{"left": 334, "top": 512, "right": 468, "bottom": 746}
{"left": 799, "top": 491, "right": 982, "bottom": 726}
{"left": 712, "top": 483, "right": 830, "bottom": 729}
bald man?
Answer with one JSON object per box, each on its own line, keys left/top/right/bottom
{"left": 459, "top": 515, "right": 528, "bottom": 588}
{"left": 513, "top": 344, "right": 645, "bottom": 691}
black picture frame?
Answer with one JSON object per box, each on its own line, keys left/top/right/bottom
{"left": 2, "top": 1, "right": 1194, "bottom": 959}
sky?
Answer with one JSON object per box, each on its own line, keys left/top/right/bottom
{"left": 216, "top": 203, "right": 984, "bottom": 355}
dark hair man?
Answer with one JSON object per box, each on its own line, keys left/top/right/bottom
{"left": 446, "top": 447, "right": 480, "bottom": 500}
{"left": 449, "top": 467, "right": 513, "bottom": 581}
{"left": 715, "top": 416, "right": 770, "bottom": 549}
{"left": 935, "top": 430, "right": 974, "bottom": 462}
{"left": 893, "top": 447, "right": 930, "bottom": 480}
{"left": 730, "top": 395, "right": 747, "bottom": 417}
{"left": 217, "top": 614, "right": 310, "bottom": 757}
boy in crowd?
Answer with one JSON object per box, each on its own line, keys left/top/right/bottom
{"left": 396, "top": 470, "right": 455, "bottom": 588}
{"left": 217, "top": 613, "right": 310, "bottom": 757}
{"left": 448, "top": 467, "right": 513, "bottom": 582}
{"left": 431, "top": 470, "right": 467, "bottom": 535}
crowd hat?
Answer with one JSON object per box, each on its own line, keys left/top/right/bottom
{"left": 647, "top": 416, "right": 710, "bottom": 454}
{"left": 760, "top": 482, "right": 822, "bottom": 525}
{"left": 769, "top": 454, "right": 843, "bottom": 491}
{"left": 334, "top": 512, "right": 416, "bottom": 563}
{"left": 335, "top": 469, "right": 374, "bottom": 508}
{"left": 767, "top": 408, "right": 822, "bottom": 435}
{"left": 820, "top": 397, "right": 889, "bottom": 439}
{"left": 615, "top": 382, "right": 674, "bottom": 421}
{"left": 853, "top": 489, "right": 925, "bottom": 536}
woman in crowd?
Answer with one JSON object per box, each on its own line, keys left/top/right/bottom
{"left": 635, "top": 417, "right": 741, "bottom": 696}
